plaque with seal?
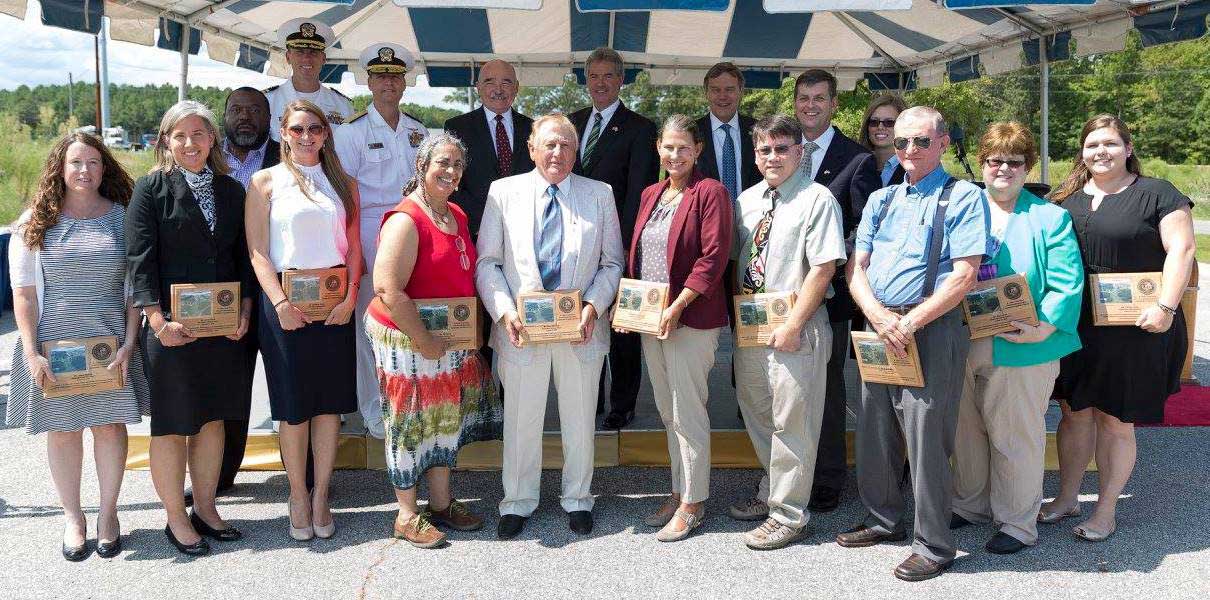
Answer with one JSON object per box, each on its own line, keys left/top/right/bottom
{"left": 416, "top": 297, "right": 480, "bottom": 351}
{"left": 961, "top": 274, "right": 1040, "bottom": 339}
{"left": 851, "top": 331, "right": 925, "bottom": 387}
{"left": 611, "top": 278, "right": 669, "bottom": 336}
{"left": 516, "top": 289, "right": 583, "bottom": 345}
{"left": 281, "top": 267, "right": 348, "bottom": 322}
{"left": 733, "top": 291, "right": 796, "bottom": 348}
{"left": 1090, "top": 272, "right": 1163, "bottom": 326}
{"left": 40, "top": 336, "right": 124, "bottom": 398}
{"left": 169, "top": 282, "right": 240, "bottom": 337}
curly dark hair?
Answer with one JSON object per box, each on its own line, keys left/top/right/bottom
{"left": 23, "top": 132, "right": 133, "bottom": 250}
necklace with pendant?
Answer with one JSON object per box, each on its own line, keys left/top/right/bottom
{"left": 419, "top": 186, "right": 451, "bottom": 225}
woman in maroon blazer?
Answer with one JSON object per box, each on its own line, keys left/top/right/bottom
{"left": 616, "top": 114, "right": 733, "bottom": 542}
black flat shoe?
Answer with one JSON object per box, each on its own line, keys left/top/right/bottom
{"left": 497, "top": 514, "right": 527, "bottom": 540}
{"left": 808, "top": 487, "right": 841, "bottom": 513}
{"left": 164, "top": 525, "right": 211, "bottom": 556}
{"left": 602, "top": 410, "right": 635, "bottom": 430}
{"left": 949, "top": 513, "right": 974, "bottom": 530}
{"left": 96, "top": 524, "right": 122, "bottom": 559}
{"left": 985, "top": 531, "right": 1028, "bottom": 554}
{"left": 190, "top": 511, "right": 243, "bottom": 542}
{"left": 569, "top": 510, "right": 593, "bottom": 535}
{"left": 62, "top": 541, "right": 91, "bottom": 562}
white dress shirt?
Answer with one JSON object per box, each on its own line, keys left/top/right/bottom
{"left": 801, "top": 125, "right": 836, "bottom": 180}
{"left": 579, "top": 99, "right": 621, "bottom": 158}
{"left": 266, "top": 78, "right": 353, "bottom": 142}
{"left": 484, "top": 107, "right": 515, "bottom": 156}
{"left": 709, "top": 112, "right": 743, "bottom": 192}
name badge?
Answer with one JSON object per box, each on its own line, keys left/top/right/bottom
{"left": 367, "top": 142, "right": 384, "bottom": 149}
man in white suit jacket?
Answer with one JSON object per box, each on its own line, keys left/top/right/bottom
{"left": 475, "top": 114, "right": 624, "bottom": 539}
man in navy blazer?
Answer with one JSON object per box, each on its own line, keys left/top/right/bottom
{"left": 444, "top": 60, "right": 535, "bottom": 238}
{"left": 793, "top": 69, "right": 882, "bottom": 513}
{"left": 570, "top": 47, "right": 659, "bottom": 430}
{"left": 695, "top": 62, "right": 760, "bottom": 201}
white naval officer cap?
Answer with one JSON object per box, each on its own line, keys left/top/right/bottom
{"left": 360, "top": 42, "right": 415, "bottom": 75}
{"left": 279, "top": 17, "right": 335, "bottom": 52}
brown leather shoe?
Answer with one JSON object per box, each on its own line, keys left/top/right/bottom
{"left": 835, "top": 525, "right": 908, "bottom": 548}
{"left": 428, "top": 500, "right": 484, "bottom": 532}
{"left": 893, "top": 553, "right": 951, "bottom": 582}
{"left": 393, "top": 513, "right": 447, "bottom": 549}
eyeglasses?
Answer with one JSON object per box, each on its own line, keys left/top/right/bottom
{"left": 286, "top": 124, "right": 325, "bottom": 137}
{"left": 984, "top": 158, "right": 1027, "bottom": 169}
{"left": 867, "top": 118, "right": 896, "bottom": 129}
{"left": 755, "top": 143, "right": 800, "bottom": 157}
{"left": 454, "top": 236, "right": 471, "bottom": 271}
{"left": 893, "top": 136, "right": 932, "bottom": 150}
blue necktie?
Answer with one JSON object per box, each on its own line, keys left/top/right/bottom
{"left": 719, "top": 123, "right": 738, "bottom": 201}
{"left": 536, "top": 184, "right": 563, "bottom": 291}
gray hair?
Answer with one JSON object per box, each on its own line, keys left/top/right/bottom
{"left": 751, "top": 114, "right": 803, "bottom": 146}
{"left": 402, "top": 132, "right": 468, "bottom": 196}
{"left": 897, "top": 106, "right": 947, "bottom": 137}
{"left": 585, "top": 47, "right": 624, "bottom": 77}
{"left": 153, "top": 100, "right": 228, "bottom": 175}
{"left": 659, "top": 114, "right": 702, "bottom": 146}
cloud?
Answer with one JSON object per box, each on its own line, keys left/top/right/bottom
{"left": 0, "top": 8, "right": 460, "bottom": 108}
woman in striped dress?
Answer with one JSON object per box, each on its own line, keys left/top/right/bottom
{"left": 7, "top": 132, "right": 150, "bottom": 561}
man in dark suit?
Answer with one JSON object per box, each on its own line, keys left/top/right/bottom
{"left": 183, "top": 87, "right": 278, "bottom": 506}
{"left": 570, "top": 47, "right": 659, "bottom": 430}
{"left": 445, "top": 59, "right": 535, "bottom": 238}
{"left": 793, "top": 69, "right": 882, "bottom": 513}
{"left": 695, "top": 62, "right": 760, "bottom": 201}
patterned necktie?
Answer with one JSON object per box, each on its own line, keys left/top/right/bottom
{"left": 719, "top": 123, "right": 739, "bottom": 201}
{"left": 536, "top": 184, "right": 563, "bottom": 291}
{"left": 582, "top": 112, "right": 603, "bottom": 165}
{"left": 742, "top": 189, "right": 779, "bottom": 294}
{"left": 800, "top": 139, "right": 820, "bottom": 181}
{"left": 495, "top": 113, "right": 513, "bottom": 175}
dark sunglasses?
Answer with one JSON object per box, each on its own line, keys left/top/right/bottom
{"left": 893, "top": 136, "right": 932, "bottom": 150}
{"left": 984, "top": 158, "right": 1027, "bottom": 169}
{"left": 755, "top": 143, "right": 799, "bottom": 157}
{"left": 867, "top": 118, "right": 896, "bottom": 129}
{"left": 286, "top": 124, "right": 326, "bottom": 137}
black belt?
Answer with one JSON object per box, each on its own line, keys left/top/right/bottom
{"left": 884, "top": 303, "right": 920, "bottom": 316}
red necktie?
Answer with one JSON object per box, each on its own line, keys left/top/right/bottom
{"left": 495, "top": 113, "right": 513, "bottom": 175}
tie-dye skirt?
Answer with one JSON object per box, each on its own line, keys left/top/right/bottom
{"left": 365, "top": 314, "right": 503, "bottom": 489}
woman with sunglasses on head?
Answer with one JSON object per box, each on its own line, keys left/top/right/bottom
{"left": 1043, "top": 114, "right": 1194, "bottom": 542}
{"left": 950, "top": 122, "right": 1084, "bottom": 555}
{"left": 245, "top": 99, "right": 362, "bottom": 542}
{"left": 365, "top": 133, "right": 502, "bottom": 548}
{"left": 858, "top": 94, "right": 908, "bottom": 186}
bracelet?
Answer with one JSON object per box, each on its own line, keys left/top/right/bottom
{"left": 1157, "top": 301, "right": 1177, "bottom": 315}
{"left": 154, "top": 321, "right": 171, "bottom": 338}
{"left": 273, "top": 298, "right": 289, "bottom": 308}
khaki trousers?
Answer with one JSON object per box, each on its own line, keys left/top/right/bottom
{"left": 733, "top": 310, "right": 831, "bottom": 528}
{"left": 640, "top": 326, "right": 721, "bottom": 504}
{"left": 952, "top": 337, "right": 1059, "bottom": 545}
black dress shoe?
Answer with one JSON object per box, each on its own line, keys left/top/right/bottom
{"left": 894, "top": 553, "right": 951, "bottom": 582}
{"left": 985, "top": 531, "right": 1028, "bottom": 554}
{"left": 835, "top": 525, "right": 908, "bottom": 548}
{"left": 568, "top": 511, "right": 593, "bottom": 535}
{"left": 96, "top": 525, "right": 122, "bottom": 559}
{"left": 602, "top": 410, "right": 635, "bottom": 430}
{"left": 497, "top": 514, "right": 527, "bottom": 540}
{"left": 807, "top": 487, "right": 841, "bottom": 513}
{"left": 949, "top": 513, "right": 974, "bottom": 530}
{"left": 190, "top": 511, "right": 243, "bottom": 542}
{"left": 62, "top": 541, "right": 91, "bottom": 562}
{"left": 165, "top": 525, "right": 211, "bottom": 556}
{"left": 183, "top": 483, "right": 236, "bottom": 508}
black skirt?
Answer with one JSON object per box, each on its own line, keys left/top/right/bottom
{"left": 258, "top": 292, "right": 357, "bottom": 425}
{"left": 141, "top": 322, "right": 250, "bottom": 437}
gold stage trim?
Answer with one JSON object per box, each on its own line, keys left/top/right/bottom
{"left": 126, "top": 430, "right": 1089, "bottom": 471}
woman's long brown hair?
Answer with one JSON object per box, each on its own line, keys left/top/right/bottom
{"left": 278, "top": 100, "right": 354, "bottom": 225}
{"left": 1048, "top": 114, "right": 1143, "bottom": 202}
{"left": 23, "top": 132, "right": 133, "bottom": 250}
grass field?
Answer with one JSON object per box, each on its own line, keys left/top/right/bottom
{"left": 1196, "top": 235, "right": 1210, "bottom": 264}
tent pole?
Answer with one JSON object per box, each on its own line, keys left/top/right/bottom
{"left": 99, "top": 17, "right": 110, "bottom": 131}
{"left": 179, "top": 25, "right": 190, "bottom": 102}
{"left": 1040, "top": 34, "right": 1050, "bottom": 186}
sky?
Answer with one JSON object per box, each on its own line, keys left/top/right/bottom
{"left": 0, "top": 2, "right": 460, "bottom": 108}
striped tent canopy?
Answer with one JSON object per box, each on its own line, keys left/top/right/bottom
{"left": 5, "top": 0, "right": 1207, "bottom": 89}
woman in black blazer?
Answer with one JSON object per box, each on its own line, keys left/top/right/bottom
{"left": 126, "top": 101, "right": 255, "bottom": 556}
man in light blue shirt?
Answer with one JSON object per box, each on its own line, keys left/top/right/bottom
{"left": 838, "top": 106, "right": 987, "bottom": 582}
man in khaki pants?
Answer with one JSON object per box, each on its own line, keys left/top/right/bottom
{"left": 729, "top": 114, "right": 847, "bottom": 550}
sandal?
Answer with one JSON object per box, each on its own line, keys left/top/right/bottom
{"left": 1037, "top": 503, "right": 1081, "bottom": 524}
{"left": 643, "top": 496, "right": 680, "bottom": 528}
{"left": 1073, "top": 521, "right": 1116, "bottom": 542}
{"left": 655, "top": 509, "right": 704, "bottom": 543}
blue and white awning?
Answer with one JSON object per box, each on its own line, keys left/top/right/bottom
{"left": 6, "top": 0, "right": 1205, "bottom": 89}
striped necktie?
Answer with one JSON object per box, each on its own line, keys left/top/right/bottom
{"left": 535, "top": 184, "right": 563, "bottom": 291}
{"left": 800, "top": 139, "right": 819, "bottom": 180}
{"left": 719, "top": 123, "right": 738, "bottom": 200}
{"left": 582, "top": 112, "right": 603, "bottom": 165}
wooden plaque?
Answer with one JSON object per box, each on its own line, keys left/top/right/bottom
{"left": 517, "top": 289, "right": 583, "bottom": 345}
{"left": 733, "top": 291, "right": 796, "bottom": 348}
{"left": 961, "top": 274, "right": 1040, "bottom": 339}
{"left": 611, "top": 278, "right": 670, "bottom": 336}
{"left": 169, "top": 282, "right": 240, "bottom": 338}
{"left": 1090, "top": 272, "right": 1163, "bottom": 326}
{"left": 41, "top": 336, "right": 124, "bottom": 399}
{"left": 851, "top": 331, "right": 925, "bottom": 387}
{"left": 416, "top": 297, "right": 480, "bottom": 351}
{"left": 282, "top": 267, "right": 347, "bottom": 322}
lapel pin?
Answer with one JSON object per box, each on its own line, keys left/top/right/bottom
{"left": 611, "top": 126, "right": 619, "bottom": 132}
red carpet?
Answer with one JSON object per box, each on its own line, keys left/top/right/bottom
{"left": 1141, "top": 385, "right": 1210, "bottom": 427}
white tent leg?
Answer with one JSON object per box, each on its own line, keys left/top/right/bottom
{"left": 1040, "top": 34, "right": 1049, "bottom": 186}
{"left": 178, "top": 25, "right": 190, "bottom": 102}
{"left": 99, "top": 16, "right": 110, "bottom": 131}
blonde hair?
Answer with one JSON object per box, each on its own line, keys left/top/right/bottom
{"left": 153, "top": 100, "right": 229, "bottom": 175}
{"left": 278, "top": 100, "right": 354, "bottom": 225}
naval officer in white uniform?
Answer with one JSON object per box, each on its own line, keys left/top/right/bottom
{"left": 266, "top": 17, "right": 353, "bottom": 143}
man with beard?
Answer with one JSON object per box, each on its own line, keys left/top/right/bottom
{"left": 333, "top": 43, "right": 427, "bottom": 439}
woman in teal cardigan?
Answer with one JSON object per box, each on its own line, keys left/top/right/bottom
{"left": 951, "top": 122, "right": 1084, "bottom": 555}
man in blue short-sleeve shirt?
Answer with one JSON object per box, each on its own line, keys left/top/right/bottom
{"left": 838, "top": 106, "right": 988, "bottom": 582}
